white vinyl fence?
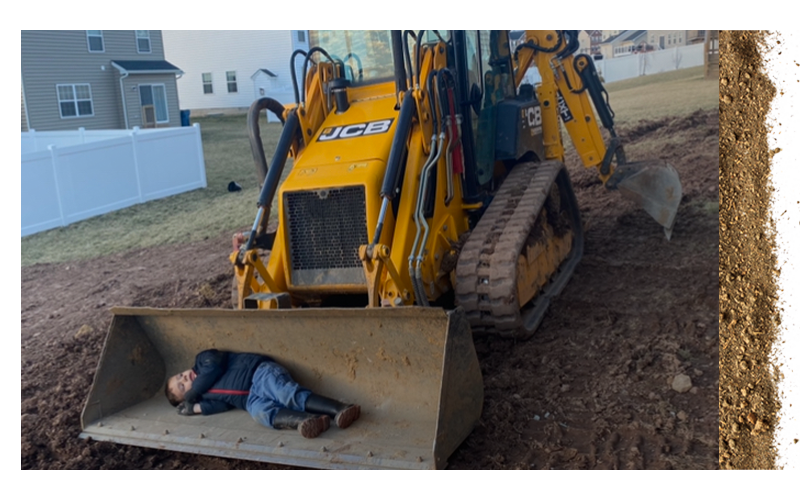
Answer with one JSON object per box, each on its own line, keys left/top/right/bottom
{"left": 21, "top": 125, "right": 207, "bottom": 237}
{"left": 520, "top": 43, "right": 704, "bottom": 86}
{"left": 594, "top": 43, "right": 704, "bottom": 83}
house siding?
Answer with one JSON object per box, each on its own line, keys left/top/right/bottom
{"left": 123, "top": 75, "right": 181, "bottom": 128}
{"left": 22, "top": 31, "right": 180, "bottom": 131}
{"left": 163, "top": 30, "right": 305, "bottom": 114}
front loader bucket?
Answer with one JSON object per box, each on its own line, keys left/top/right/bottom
{"left": 80, "top": 307, "right": 483, "bottom": 470}
{"left": 610, "top": 160, "right": 682, "bottom": 239}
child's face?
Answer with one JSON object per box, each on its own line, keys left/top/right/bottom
{"left": 168, "top": 369, "right": 196, "bottom": 402}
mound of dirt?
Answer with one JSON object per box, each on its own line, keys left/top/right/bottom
{"left": 21, "top": 107, "right": 719, "bottom": 470}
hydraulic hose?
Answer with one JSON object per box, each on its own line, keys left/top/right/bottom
{"left": 248, "top": 97, "right": 286, "bottom": 184}
{"left": 290, "top": 49, "right": 308, "bottom": 104}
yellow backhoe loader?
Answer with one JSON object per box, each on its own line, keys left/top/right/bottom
{"left": 81, "top": 31, "right": 682, "bottom": 469}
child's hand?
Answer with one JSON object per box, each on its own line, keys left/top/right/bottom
{"left": 177, "top": 401, "right": 198, "bottom": 416}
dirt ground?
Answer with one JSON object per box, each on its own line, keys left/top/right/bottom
{"left": 718, "top": 30, "right": 779, "bottom": 470}
{"left": 21, "top": 107, "right": 720, "bottom": 470}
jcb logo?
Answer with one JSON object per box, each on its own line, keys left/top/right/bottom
{"left": 317, "top": 118, "right": 395, "bottom": 142}
{"left": 523, "top": 106, "right": 542, "bottom": 128}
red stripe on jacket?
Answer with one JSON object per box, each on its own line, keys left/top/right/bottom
{"left": 208, "top": 389, "right": 250, "bottom": 395}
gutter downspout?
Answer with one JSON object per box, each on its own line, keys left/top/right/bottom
{"left": 116, "top": 65, "right": 130, "bottom": 129}
{"left": 22, "top": 76, "right": 31, "bottom": 131}
{"left": 176, "top": 71, "right": 183, "bottom": 110}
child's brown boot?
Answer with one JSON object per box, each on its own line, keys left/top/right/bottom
{"left": 304, "top": 394, "right": 361, "bottom": 429}
{"left": 273, "top": 409, "right": 330, "bottom": 438}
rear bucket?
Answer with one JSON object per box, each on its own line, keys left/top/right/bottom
{"left": 80, "top": 307, "right": 483, "bottom": 470}
{"left": 610, "top": 160, "right": 682, "bottom": 239}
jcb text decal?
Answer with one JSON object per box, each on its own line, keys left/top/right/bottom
{"left": 556, "top": 91, "right": 574, "bottom": 123}
{"left": 317, "top": 118, "right": 395, "bottom": 142}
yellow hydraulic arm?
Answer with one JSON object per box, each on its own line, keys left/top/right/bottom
{"left": 515, "top": 30, "right": 615, "bottom": 183}
{"left": 515, "top": 30, "right": 683, "bottom": 238}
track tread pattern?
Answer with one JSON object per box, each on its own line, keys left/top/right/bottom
{"left": 455, "top": 161, "right": 580, "bottom": 338}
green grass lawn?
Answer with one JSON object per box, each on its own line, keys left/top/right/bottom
{"left": 21, "top": 66, "right": 716, "bottom": 267}
{"left": 604, "top": 66, "right": 718, "bottom": 124}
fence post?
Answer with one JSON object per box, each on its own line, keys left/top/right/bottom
{"left": 193, "top": 123, "right": 207, "bottom": 188}
{"left": 79, "top": 127, "right": 86, "bottom": 144}
{"left": 130, "top": 126, "right": 144, "bottom": 202}
{"left": 30, "top": 128, "right": 36, "bottom": 152}
{"left": 48, "top": 144, "right": 67, "bottom": 228}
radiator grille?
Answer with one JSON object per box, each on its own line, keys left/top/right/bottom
{"left": 285, "top": 186, "right": 368, "bottom": 284}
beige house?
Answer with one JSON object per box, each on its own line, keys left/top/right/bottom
{"left": 22, "top": 30, "right": 183, "bottom": 131}
{"left": 599, "top": 30, "right": 648, "bottom": 59}
{"left": 578, "top": 30, "right": 592, "bottom": 55}
{"left": 648, "top": 30, "right": 687, "bottom": 50}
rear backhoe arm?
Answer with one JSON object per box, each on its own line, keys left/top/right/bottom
{"left": 515, "top": 30, "right": 616, "bottom": 183}
{"left": 515, "top": 30, "right": 682, "bottom": 238}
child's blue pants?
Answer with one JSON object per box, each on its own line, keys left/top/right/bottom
{"left": 245, "top": 361, "right": 312, "bottom": 428}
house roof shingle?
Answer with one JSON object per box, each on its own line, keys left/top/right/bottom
{"left": 602, "top": 32, "right": 625, "bottom": 44}
{"left": 623, "top": 30, "right": 646, "bottom": 42}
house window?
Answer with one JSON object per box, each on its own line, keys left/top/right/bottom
{"left": 226, "top": 71, "right": 238, "bottom": 93}
{"left": 298, "top": 31, "right": 306, "bottom": 43}
{"left": 202, "top": 73, "right": 213, "bottom": 94}
{"left": 139, "top": 84, "right": 169, "bottom": 124}
{"left": 57, "top": 84, "right": 93, "bottom": 118}
{"left": 615, "top": 45, "right": 633, "bottom": 56}
{"left": 136, "top": 31, "right": 151, "bottom": 53}
{"left": 86, "top": 31, "right": 104, "bottom": 52}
